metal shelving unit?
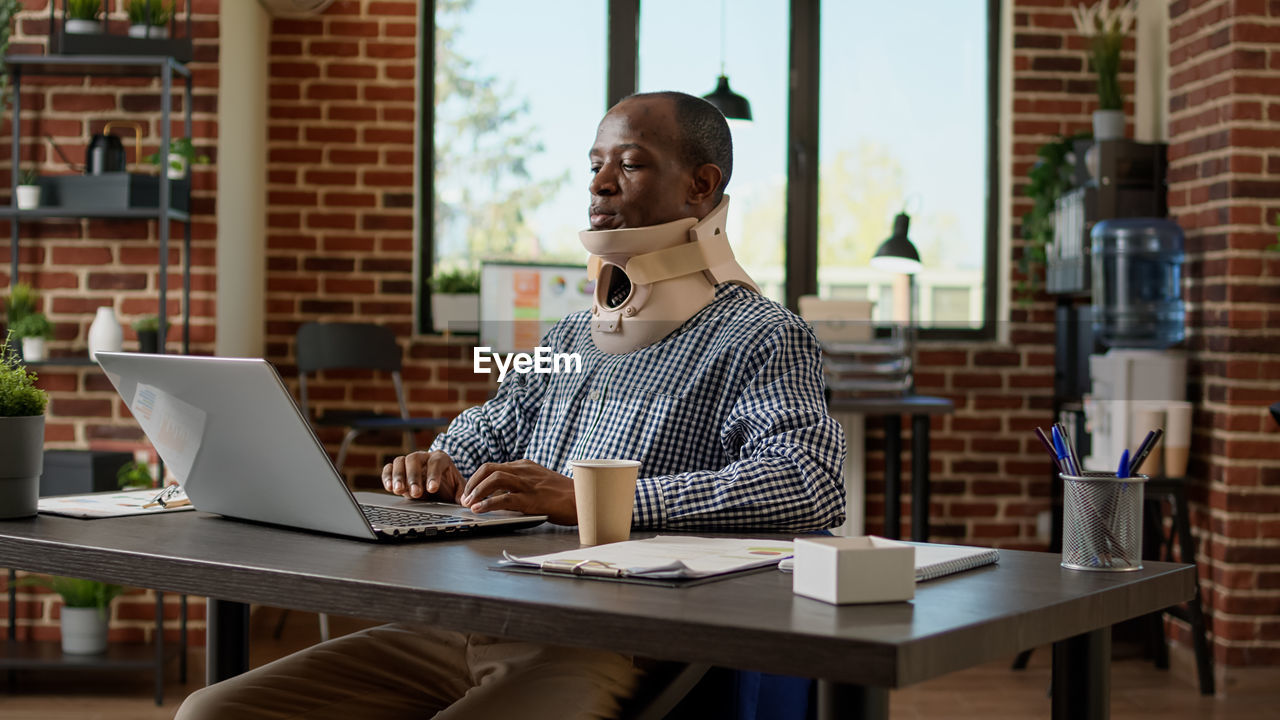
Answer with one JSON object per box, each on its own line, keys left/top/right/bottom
{"left": 5, "top": 54, "right": 194, "bottom": 355}
{"left": 2, "top": 54, "right": 193, "bottom": 701}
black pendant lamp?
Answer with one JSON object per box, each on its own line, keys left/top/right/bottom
{"left": 702, "top": 0, "right": 752, "bottom": 121}
{"left": 871, "top": 212, "right": 922, "bottom": 275}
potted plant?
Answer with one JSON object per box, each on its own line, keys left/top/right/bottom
{"left": 1072, "top": 1, "right": 1135, "bottom": 140}
{"left": 0, "top": 332, "right": 48, "bottom": 519}
{"left": 16, "top": 575, "right": 124, "bottom": 654}
{"left": 15, "top": 168, "right": 40, "bottom": 210}
{"left": 143, "top": 137, "right": 209, "bottom": 180}
{"left": 65, "top": 0, "right": 103, "bottom": 34}
{"left": 132, "top": 314, "right": 168, "bottom": 353}
{"left": 116, "top": 459, "right": 154, "bottom": 490}
{"left": 11, "top": 312, "right": 52, "bottom": 363}
{"left": 126, "top": 0, "right": 171, "bottom": 38}
{"left": 430, "top": 268, "right": 480, "bottom": 334}
{"left": 3, "top": 281, "right": 38, "bottom": 355}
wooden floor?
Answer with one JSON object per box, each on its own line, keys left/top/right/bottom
{"left": 0, "top": 609, "right": 1273, "bottom": 719}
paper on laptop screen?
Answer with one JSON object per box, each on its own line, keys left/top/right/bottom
{"left": 129, "top": 382, "right": 207, "bottom": 484}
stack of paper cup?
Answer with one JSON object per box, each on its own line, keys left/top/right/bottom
{"left": 1164, "top": 402, "right": 1192, "bottom": 477}
{"left": 1131, "top": 405, "right": 1164, "bottom": 476}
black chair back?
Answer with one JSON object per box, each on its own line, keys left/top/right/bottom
{"left": 296, "top": 322, "right": 402, "bottom": 374}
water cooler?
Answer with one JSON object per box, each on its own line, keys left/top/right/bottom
{"left": 1082, "top": 218, "right": 1187, "bottom": 471}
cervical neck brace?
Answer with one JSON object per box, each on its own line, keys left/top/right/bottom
{"left": 579, "top": 196, "right": 759, "bottom": 355}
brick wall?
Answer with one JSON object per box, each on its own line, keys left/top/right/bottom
{"left": 1165, "top": 0, "right": 1280, "bottom": 671}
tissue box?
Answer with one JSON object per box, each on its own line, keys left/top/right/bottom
{"left": 793, "top": 536, "right": 915, "bottom": 604}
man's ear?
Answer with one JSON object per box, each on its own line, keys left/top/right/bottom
{"left": 687, "top": 163, "right": 723, "bottom": 206}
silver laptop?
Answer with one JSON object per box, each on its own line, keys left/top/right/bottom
{"left": 96, "top": 352, "right": 548, "bottom": 541}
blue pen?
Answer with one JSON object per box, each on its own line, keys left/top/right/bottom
{"left": 1116, "top": 448, "right": 1130, "bottom": 479}
{"left": 1052, "top": 426, "right": 1074, "bottom": 475}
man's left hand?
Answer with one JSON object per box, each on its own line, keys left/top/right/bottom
{"left": 461, "top": 460, "right": 577, "bottom": 525}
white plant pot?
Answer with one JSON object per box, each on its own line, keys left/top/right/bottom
{"left": 166, "top": 154, "right": 187, "bottom": 180}
{"left": 432, "top": 293, "right": 480, "bottom": 334}
{"left": 88, "top": 306, "right": 123, "bottom": 362}
{"left": 1092, "top": 109, "right": 1126, "bottom": 141}
{"left": 60, "top": 606, "right": 109, "bottom": 655}
{"left": 16, "top": 184, "right": 40, "bottom": 210}
{"left": 65, "top": 19, "right": 101, "bottom": 34}
{"left": 128, "top": 24, "right": 168, "bottom": 39}
{"left": 21, "top": 336, "right": 46, "bottom": 363}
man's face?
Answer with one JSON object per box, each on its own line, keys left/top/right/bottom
{"left": 588, "top": 97, "right": 695, "bottom": 231}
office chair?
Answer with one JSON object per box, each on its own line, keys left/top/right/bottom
{"left": 295, "top": 322, "right": 451, "bottom": 479}
{"left": 285, "top": 322, "right": 451, "bottom": 642}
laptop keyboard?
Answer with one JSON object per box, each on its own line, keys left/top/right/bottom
{"left": 359, "top": 504, "right": 471, "bottom": 528}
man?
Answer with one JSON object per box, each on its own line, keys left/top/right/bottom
{"left": 177, "top": 91, "right": 844, "bottom": 720}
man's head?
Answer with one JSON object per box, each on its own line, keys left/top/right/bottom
{"left": 588, "top": 91, "right": 733, "bottom": 231}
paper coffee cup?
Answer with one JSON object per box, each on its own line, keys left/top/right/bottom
{"left": 1164, "top": 402, "right": 1192, "bottom": 477}
{"left": 1131, "top": 406, "right": 1164, "bottom": 476}
{"left": 569, "top": 459, "right": 640, "bottom": 546}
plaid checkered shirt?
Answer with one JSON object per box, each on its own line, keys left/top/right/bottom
{"left": 431, "top": 284, "right": 847, "bottom": 531}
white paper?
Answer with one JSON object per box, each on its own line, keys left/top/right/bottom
{"left": 38, "top": 488, "right": 194, "bottom": 519}
{"left": 131, "top": 382, "right": 207, "bottom": 484}
{"left": 501, "top": 536, "right": 794, "bottom": 579}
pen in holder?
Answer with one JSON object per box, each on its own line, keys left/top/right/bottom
{"left": 1060, "top": 470, "right": 1146, "bottom": 572}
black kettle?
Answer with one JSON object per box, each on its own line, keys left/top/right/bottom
{"left": 86, "top": 121, "right": 142, "bottom": 175}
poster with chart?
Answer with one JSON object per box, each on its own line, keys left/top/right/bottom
{"left": 480, "top": 261, "right": 593, "bottom": 353}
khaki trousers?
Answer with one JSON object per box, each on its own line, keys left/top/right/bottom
{"left": 175, "top": 623, "right": 642, "bottom": 720}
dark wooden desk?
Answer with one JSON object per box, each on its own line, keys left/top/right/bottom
{"left": 829, "top": 395, "right": 955, "bottom": 541}
{"left": 0, "top": 511, "right": 1193, "bottom": 720}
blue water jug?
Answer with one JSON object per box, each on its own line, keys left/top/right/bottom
{"left": 1091, "top": 218, "right": 1186, "bottom": 349}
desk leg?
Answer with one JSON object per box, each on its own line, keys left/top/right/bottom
{"left": 883, "top": 415, "right": 902, "bottom": 540}
{"left": 910, "top": 414, "right": 930, "bottom": 542}
{"left": 816, "top": 680, "right": 889, "bottom": 720}
{"left": 206, "top": 599, "right": 250, "bottom": 684}
{"left": 1052, "top": 628, "right": 1110, "bottom": 720}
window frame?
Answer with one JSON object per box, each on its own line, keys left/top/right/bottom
{"left": 418, "top": 0, "right": 1001, "bottom": 341}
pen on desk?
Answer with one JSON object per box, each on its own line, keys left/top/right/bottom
{"left": 1034, "top": 427, "right": 1063, "bottom": 472}
{"left": 1130, "top": 428, "right": 1163, "bottom": 475}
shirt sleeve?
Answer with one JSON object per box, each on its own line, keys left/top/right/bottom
{"left": 632, "top": 321, "right": 847, "bottom": 532}
{"left": 428, "top": 329, "right": 558, "bottom": 478}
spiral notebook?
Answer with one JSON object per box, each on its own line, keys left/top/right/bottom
{"left": 909, "top": 542, "right": 1001, "bottom": 582}
{"left": 777, "top": 539, "right": 999, "bottom": 582}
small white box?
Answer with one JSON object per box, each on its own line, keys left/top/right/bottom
{"left": 792, "top": 536, "right": 915, "bottom": 605}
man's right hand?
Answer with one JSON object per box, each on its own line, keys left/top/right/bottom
{"left": 382, "top": 450, "right": 465, "bottom": 503}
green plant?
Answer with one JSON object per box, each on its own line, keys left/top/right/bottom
{"left": 3, "top": 281, "right": 37, "bottom": 325}
{"left": 429, "top": 268, "right": 480, "bottom": 294}
{"left": 18, "top": 168, "right": 38, "bottom": 186}
{"left": 10, "top": 312, "right": 51, "bottom": 340}
{"left": 67, "top": 0, "right": 101, "bottom": 21}
{"left": 0, "top": 331, "right": 47, "bottom": 416}
{"left": 1072, "top": 1, "right": 1135, "bottom": 111}
{"left": 15, "top": 575, "right": 124, "bottom": 619}
{"left": 126, "top": 0, "right": 170, "bottom": 26}
{"left": 1017, "top": 132, "right": 1091, "bottom": 302}
{"left": 131, "top": 314, "right": 169, "bottom": 332}
{"left": 116, "top": 459, "right": 154, "bottom": 490}
{"left": 143, "top": 137, "right": 209, "bottom": 174}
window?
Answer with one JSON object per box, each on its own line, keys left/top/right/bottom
{"left": 817, "top": 0, "right": 993, "bottom": 331}
{"left": 638, "top": 0, "right": 789, "bottom": 302}
{"left": 420, "top": 0, "right": 999, "bottom": 337}
{"left": 430, "top": 0, "right": 606, "bottom": 274}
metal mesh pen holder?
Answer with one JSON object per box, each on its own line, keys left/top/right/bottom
{"left": 1061, "top": 471, "right": 1147, "bottom": 572}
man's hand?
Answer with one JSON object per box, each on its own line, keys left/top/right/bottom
{"left": 382, "top": 451, "right": 465, "bottom": 503}
{"left": 461, "top": 460, "right": 577, "bottom": 525}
